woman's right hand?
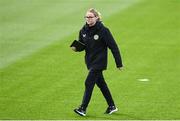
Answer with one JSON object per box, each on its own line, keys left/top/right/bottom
{"left": 71, "top": 46, "right": 77, "bottom": 52}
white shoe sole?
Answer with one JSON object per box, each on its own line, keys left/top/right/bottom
{"left": 108, "top": 107, "right": 118, "bottom": 114}
{"left": 74, "top": 109, "right": 86, "bottom": 116}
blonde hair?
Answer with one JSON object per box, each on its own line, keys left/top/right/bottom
{"left": 87, "top": 8, "right": 102, "bottom": 21}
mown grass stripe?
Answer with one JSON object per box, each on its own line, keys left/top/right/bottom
{"left": 0, "top": 0, "right": 141, "bottom": 69}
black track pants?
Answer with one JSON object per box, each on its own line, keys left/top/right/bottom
{"left": 81, "top": 70, "right": 115, "bottom": 109}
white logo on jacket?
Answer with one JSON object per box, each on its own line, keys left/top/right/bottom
{"left": 83, "top": 34, "right": 86, "bottom": 37}
{"left": 94, "top": 34, "right": 99, "bottom": 40}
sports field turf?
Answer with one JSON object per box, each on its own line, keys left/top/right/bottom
{"left": 0, "top": 0, "right": 180, "bottom": 120}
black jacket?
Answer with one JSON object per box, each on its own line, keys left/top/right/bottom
{"left": 78, "top": 21, "right": 123, "bottom": 70}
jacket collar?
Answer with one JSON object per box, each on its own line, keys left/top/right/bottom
{"left": 83, "top": 21, "right": 103, "bottom": 31}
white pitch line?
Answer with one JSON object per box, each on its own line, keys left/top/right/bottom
{"left": 138, "top": 78, "right": 150, "bottom": 82}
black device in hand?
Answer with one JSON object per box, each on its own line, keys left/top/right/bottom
{"left": 70, "top": 40, "right": 85, "bottom": 51}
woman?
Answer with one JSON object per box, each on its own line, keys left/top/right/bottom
{"left": 71, "top": 8, "right": 123, "bottom": 116}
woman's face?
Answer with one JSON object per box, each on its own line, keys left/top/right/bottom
{"left": 85, "top": 12, "right": 98, "bottom": 27}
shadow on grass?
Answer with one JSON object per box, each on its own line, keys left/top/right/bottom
{"left": 83, "top": 112, "right": 142, "bottom": 120}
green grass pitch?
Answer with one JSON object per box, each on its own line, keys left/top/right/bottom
{"left": 0, "top": 0, "right": 180, "bottom": 120}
